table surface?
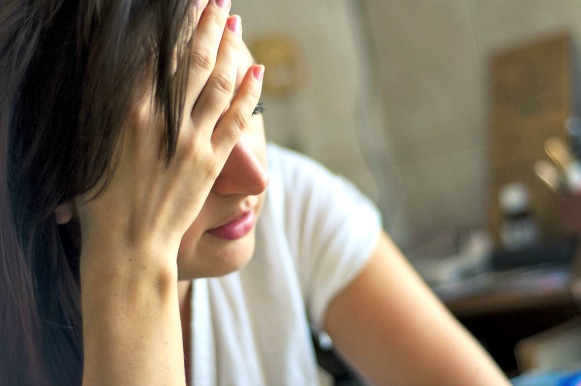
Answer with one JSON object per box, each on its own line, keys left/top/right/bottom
{"left": 443, "top": 245, "right": 581, "bottom": 318}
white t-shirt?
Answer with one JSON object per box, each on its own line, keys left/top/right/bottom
{"left": 189, "top": 144, "right": 382, "bottom": 386}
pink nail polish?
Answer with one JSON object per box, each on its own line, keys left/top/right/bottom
{"left": 227, "top": 16, "right": 241, "bottom": 34}
{"left": 253, "top": 65, "right": 265, "bottom": 81}
{"left": 215, "top": 0, "right": 228, "bottom": 9}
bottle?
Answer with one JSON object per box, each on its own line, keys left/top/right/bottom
{"left": 498, "top": 182, "right": 539, "bottom": 249}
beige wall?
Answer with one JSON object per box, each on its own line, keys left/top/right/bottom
{"left": 234, "top": 0, "right": 581, "bottom": 247}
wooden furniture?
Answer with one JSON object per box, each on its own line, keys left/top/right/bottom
{"left": 445, "top": 238, "right": 581, "bottom": 376}
{"left": 487, "top": 33, "right": 573, "bottom": 245}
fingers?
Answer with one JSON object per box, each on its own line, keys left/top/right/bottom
{"left": 191, "top": 15, "right": 242, "bottom": 133}
{"left": 212, "top": 64, "right": 264, "bottom": 159}
{"left": 176, "top": 1, "right": 263, "bottom": 166}
{"left": 184, "top": 0, "right": 232, "bottom": 110}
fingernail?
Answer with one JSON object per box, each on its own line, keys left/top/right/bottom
{"left": 253, "top": 65, "right": 265, "bottom": 81}
{"left": 215, "top": 0, "right": 228, "bottom": 9}
{"left": 227, "top": 15, "right": 241, "bottom": 34}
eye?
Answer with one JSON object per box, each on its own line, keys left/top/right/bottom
{"left": 252, "top": 101, "right": 264, "bottom": 115}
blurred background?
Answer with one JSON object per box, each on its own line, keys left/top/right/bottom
{"left": 232, "top": 0, "right": 581, "bottom": 380}
{"left": 232, "top": 0, "right": 581, "bottom": 246}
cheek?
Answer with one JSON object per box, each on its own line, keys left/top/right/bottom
{"left": 176, "top": 116, "right": 266, "bottom": 276}
{"left": 176, "top": 209, "right": 209, "bottom": 263}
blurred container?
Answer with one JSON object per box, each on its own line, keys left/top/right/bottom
{"left": 499, "top": 182, "right": 540, "bottom": 249}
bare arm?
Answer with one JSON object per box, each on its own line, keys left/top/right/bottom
{"left": 324, "top": 231, "right": 511, "bottom": 386}
{"left": 77, "top": 2, "right": 263, "bottom": 384}
{"left": 81, "top": 246, "right": 184, "bottom": 385}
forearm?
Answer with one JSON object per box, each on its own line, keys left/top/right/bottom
{"left": 81, "top": 247, "right": 185, "bottom": 386}
{"left": 326, "top": 232, "right": 510, "bottom": 386}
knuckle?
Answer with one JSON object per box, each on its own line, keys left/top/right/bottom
{"left": 196, "top": 154, "right": 220, "bottom": 180}
{"left": 177, "top": 141, "right": 221, "bottom": 179}
{"left": 209, "top": 71, "right": 235, "bottom": 97}
{"left": 175, "top": 130, "right": 196, "bottom": 158}
{"left": 231, "top": 107, "right": 250, "bottom": 131}
{"left": 247, "top": 87, "right": 262, "bottom": 104}
{"left": 178, "top": 140, "right": 195, "bottom": 160}
{"left": 190, "top": 46, "right": 215, "bottom": 73}
{"left": 220, "top": 36, "right": 238, "bottom": 52}
{"left": 206, "top": 10, "right": 225, "bottom": 31}
{"left": 205, "top": 162, "right": 221, "bottom": 180}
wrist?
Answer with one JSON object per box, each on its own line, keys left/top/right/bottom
{"left": 77, "top": 212, "right": 183, "bottom": 266}
{"left": 80, "top": 244, "right": 184, "bottom": 386}
{"left": 80, "top": 242, "right": 180, "bottom": 291}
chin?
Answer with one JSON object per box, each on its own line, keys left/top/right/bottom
{"left": 178, "top": 229, "right": 256, "bottom": 279}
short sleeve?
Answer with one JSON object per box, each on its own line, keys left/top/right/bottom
{"left": 269, "top": 144, "right": 382, "bottom": 331}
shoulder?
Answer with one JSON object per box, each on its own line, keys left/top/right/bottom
{"left": 263, "top": 145, "right": 383, "bottom": 329}
{"left": 265, "top": 142, "right": 381, "bottom": 224}
{"left": 266, "top": 143, "right": 359, "bottom": 205}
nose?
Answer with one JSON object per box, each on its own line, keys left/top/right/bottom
{"left": 212, "top": 139, "right": 269, "bottom": 196}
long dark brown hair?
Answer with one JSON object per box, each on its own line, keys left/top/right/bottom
{"left": 0, "top": 0, "right": 195, "bottom": 384}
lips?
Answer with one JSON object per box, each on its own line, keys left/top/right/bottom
{"left": 206, "top": 210, "right": 256, "bottom": 240}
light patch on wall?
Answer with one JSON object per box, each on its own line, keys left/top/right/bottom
{"left": 251, "top": 35, "right": 304, "bottom": 96}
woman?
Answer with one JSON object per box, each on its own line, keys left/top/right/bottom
{"left": 0, "top": 0, "right": 510, "bottom": 384}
